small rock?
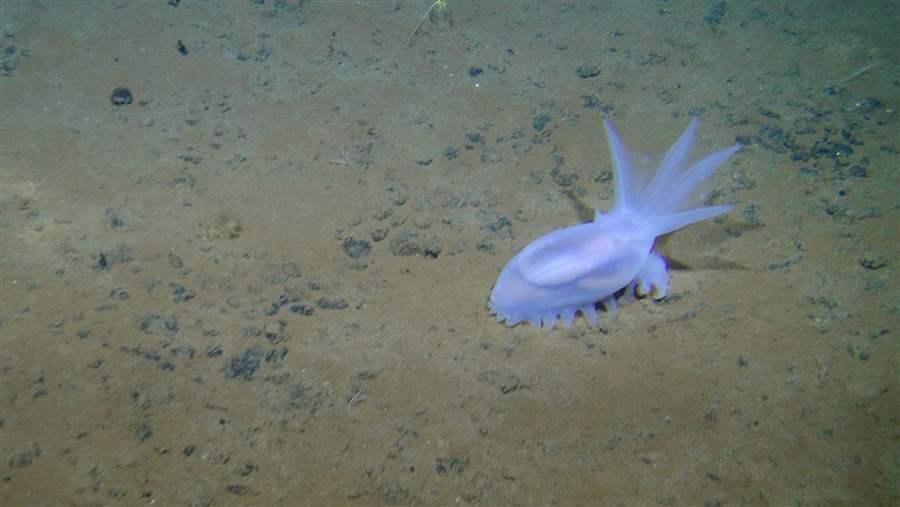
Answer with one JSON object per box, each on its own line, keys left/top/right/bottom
{"left": 342, "top": 238, "right": 370, "bottom": 259}
{"left": 386, "top": 183, "right": 409, "bottom": 206}
{"left": 576, "top": 63, "right": 601, "bottom": 79}
{"left": 371, "top": 226, "right": 389, "bottom": 242}
{"left": 316, "top": 297, "right": 348, "bottom": 310}
{"left": 110, "top": 87, "right": 133, "bottom": 106}
{"left": 859, "top": 252, "right": 886, "bottom": 270}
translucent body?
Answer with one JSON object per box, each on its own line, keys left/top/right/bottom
{"left": 489, "top": 118, "right": 740, "bottom": 328}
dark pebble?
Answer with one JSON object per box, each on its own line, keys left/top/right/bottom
{"left": 261, "top": 262, "right": 300, "bottom": 284}
{"left": 580, "top": 95, "right": 614, "bottom": 113}
{"left": 465, "top": 131, "right": 484, "bottom": 145}
{"left": 265, "top": 292, "right": 297, "bottom": 316}
{"left": 476, "top": 239, "right": 494, "bottom": 253}
{"left": 704, "top": 1, "right": 727, "bottom": 29}
{"left": 168, "top": 252, "right": 184, "bottom": 269}
{"left": 282, "top": 262, "right": 301, "bottom": 278}
{"left": 422, "top": 239, "right": 442, "bottom": 258}
{"left": 342, "top": 238, "right": 371, "bottom": 259}
{"left": 226, "top": 484, "right": 250, "bottom": 496}
{"left": 288, "top": 304, "right": 314, "bottom": 316}
{"left": 171, "top": 346, "right": 195, "bottom": 359}
{"left": 478, "top": 211, "right": 512, "bottom": 238}
{"left": 756, "top": 107, "right": 780, "bottom": 119}
{"left": 856, "top": 97, "right": 882, "bottom": 115}
{"left": 435, "top": 456, "right": 468, "bottom": 474}
{"left": 742, "top": 204, "right": 762, "bottom": 225}
{"left": 263, "top": 320, "right": 287, "bottom": 344}
{"left": 576, "top": 63, "right": 601, "bottom": 79}
{"left": 316, "top": 297, "right": 348, "bottom": 310}
{"left": 265, "top": 347, "right": 288, "bottom": 367}
{"left": 110, "top": 87, "right": 133, "bottom": 106}
{"left": 138, "top": 314, "right": 179, "bottom": 337}
{"left": 386, "top": 183, "right": 409, "bottom": 206}
{"left": 170, "top": 283, "right": 195, "bottom": 303}
{"left": 95, "top": 253, "right": 109, "bottom": 271}
{"left": 371, "top": 226, "right": 389, "bottom": 242}
{"left": 859, "top": 253, "right": 886, "bottom": 270}
{"left": 532, "top": 113, "right": 551, "bottom": 131}
{"left": 9, "top": 443, "right": 41, "bottom": 468}
{"left": 550, "top": 164, "right": 579, "bottom": 187}
{"left": 237, "top": 463, "right": 258, "bottom": 477}
{"left": 136, "top": 420, "right": 153, "bottom": 441}
{"left": 389, "top": 231, "right": 441, "bottom": 258}
{"left": 106, "top": 207, "right": 125, "bottom": 228}
{"left": 848, "top": 165, "right": 867, "bottom": 178}
{"left": 224, "top": 347, "right": 264, "bottom": 381}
